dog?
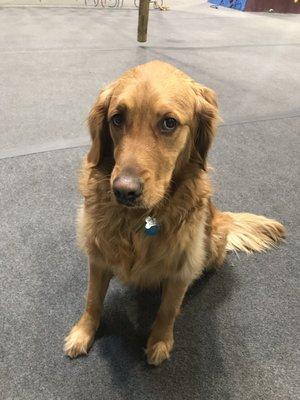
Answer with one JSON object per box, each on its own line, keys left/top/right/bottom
{"left": 64, "top": 60, "right": 285, "bottom": 365}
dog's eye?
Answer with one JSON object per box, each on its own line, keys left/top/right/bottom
{"left": 111, "top": 113, "right": 124, "bottom": 127}
{"left": 160, "top": 117, "right": 178, "bottom": 133}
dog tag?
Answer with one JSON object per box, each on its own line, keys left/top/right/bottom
{"left": 144, "top": 216, "right": 160, "bottom": 236}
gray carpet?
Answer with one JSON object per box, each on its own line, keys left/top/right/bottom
{"left": 0, "top": 3, "right": 299, "bottom": 400}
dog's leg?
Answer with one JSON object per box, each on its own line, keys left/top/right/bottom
{"left": 64, "top": 258, "right": 112, "bottom": 358}
{"left": 146, "top": 279, "right": 189, "bottom": 366}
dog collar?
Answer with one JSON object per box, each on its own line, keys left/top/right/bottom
{"left": 144, "top": 216, "right": 161, "bottom": 236}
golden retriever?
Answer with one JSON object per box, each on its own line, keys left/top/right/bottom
{"left": 64, "top": 60, "right": 284, "bottom": 365}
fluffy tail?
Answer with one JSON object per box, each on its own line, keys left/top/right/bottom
{"left": 222, "top": 212, "right": 285, "bottom": 254}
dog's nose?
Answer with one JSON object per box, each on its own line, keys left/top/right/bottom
{"left": 113, "top": 175, "right": 143, "bottom": 205}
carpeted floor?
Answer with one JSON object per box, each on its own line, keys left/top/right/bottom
{"left": 0, "top": 2, "right": 299, "bottom": 399}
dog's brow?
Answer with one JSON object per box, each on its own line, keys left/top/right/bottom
{"left": 108, "top": 102, "right": 128, "bottom": 118}
{"left": 156, "top": 108, "right": 182, "bottom": 122}
{"left": 117, "top": 103, "right": 128, "bottom": 111}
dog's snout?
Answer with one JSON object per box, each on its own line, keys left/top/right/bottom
{"left": 113, "top": 175, "right": 143, "bottom": 206}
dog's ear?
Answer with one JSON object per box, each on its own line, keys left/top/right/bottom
{"left": 87, "top": 84, "right": 115, "bottom": 167}
{"left": 191, "top": 82, "right": 219, "bottom": 170}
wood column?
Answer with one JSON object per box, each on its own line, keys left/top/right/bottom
{"left": 138, "top": 0, "right": 150, "bottom": 42}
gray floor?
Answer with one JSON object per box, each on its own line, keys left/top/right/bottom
{"left": 0, "top": 3, "right": 299, "bottom": 400}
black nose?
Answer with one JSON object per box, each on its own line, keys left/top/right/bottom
{"left": 113, "top": 175, "right": 143, "bottom": 206}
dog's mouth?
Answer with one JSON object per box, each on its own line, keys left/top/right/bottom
{"left": 116, "top": 197, "right": 143, "bottom": 208}
{"left": 111, "top": 190, "right": 168, "bottom": 213}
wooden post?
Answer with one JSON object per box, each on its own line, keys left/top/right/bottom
{"left": 137, "top": 0, "right": 150, "bottom": 43}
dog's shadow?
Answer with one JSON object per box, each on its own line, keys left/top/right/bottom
{"left": 95, "top": 259, "right": 239, "bottom": 398}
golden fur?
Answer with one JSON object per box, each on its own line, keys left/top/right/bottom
{"left": 64, "top": 61, "right": 285, "bottom": 365}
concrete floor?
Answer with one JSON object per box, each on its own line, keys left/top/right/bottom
{"left": 0, "top": 2, "right": 299, "bottom": 400}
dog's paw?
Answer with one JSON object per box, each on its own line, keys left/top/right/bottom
{"left": 64, "top": 323, "right": 95, "bottom": 358}
{"left": 146, "top": 340, "right": 172, "bottom": 366}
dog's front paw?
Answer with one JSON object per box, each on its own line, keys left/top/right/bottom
{"left": 64, "top": 319, "right": 96, "bottom": 358}
{"left": 146, "top": 337, "right": 174, "bottom": 366}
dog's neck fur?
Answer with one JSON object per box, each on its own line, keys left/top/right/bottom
{"left": 154, "top": 160, "right": 211, "bottom": 232}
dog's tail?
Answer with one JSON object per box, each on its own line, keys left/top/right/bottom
{"left": 222, "top": 212, "right": 285, "bottom": 254}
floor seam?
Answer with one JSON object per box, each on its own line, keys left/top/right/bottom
{"left": 0, "top": 43, "right": 299, "bottom": 55}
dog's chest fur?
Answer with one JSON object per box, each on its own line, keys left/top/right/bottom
{"left": 78, "top": 163, "right": 212, "bottom": 288}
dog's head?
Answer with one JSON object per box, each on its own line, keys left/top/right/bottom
{"left": 87, "top": 61, "right": 219, "bottom": 209}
